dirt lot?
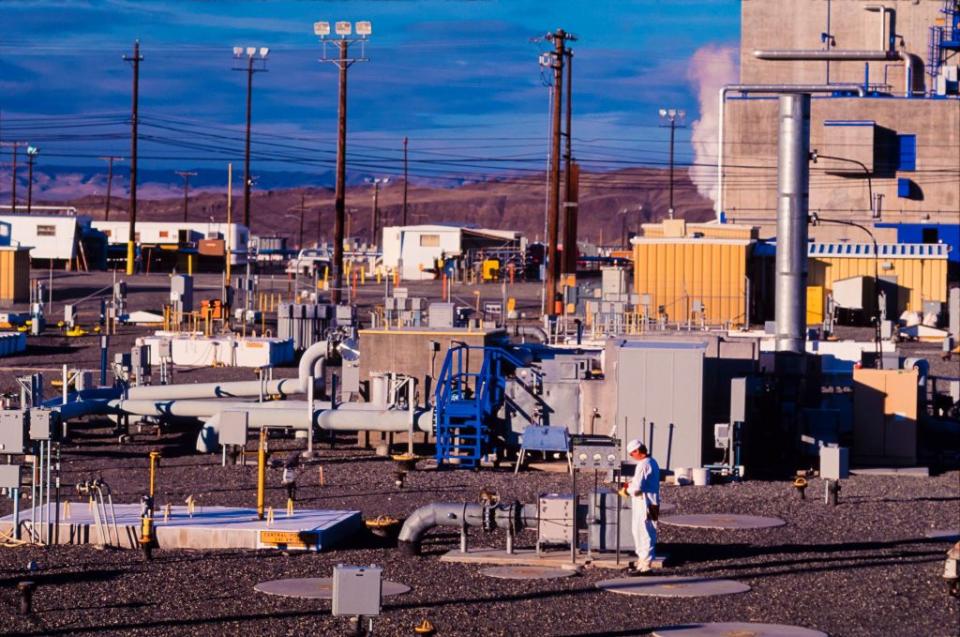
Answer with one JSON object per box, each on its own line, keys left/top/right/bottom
{"left": 0, "top": 271, "right": 957, "bottom": 636}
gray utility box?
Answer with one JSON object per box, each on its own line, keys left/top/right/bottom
{"left": 218, "top": 410, "right": 249, "bottom": 447}
{"left": 428, "top": 302, "right": 455, "bottom": 328}
{"left": 170, "top": 274, "right": 194, "bottom": 312}
{"left": 538, "top": 494, "right": 575, "bottom": 546}
{"left": 29, "top": 408, "right": 59, "bottom": 441}
{"left": 589, "top": 489, "right": 634, "bottom": 552}
{"left": 615, "top": 341, "right": 706, "bottom": 471}
{"left": 0, "top": 411, "right": 28, "bottom": 454}
{"left": 820, "top": 445, "right": 849, "bottom": 480}
{"left": 331, "top": 565, "right": 382, "bottom": 617}
{"left": 0, "top": 464, "right": 21, "bottom": 490}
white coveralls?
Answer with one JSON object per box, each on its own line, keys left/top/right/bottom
{"left": 628, "top": 455, "right": 661, "bottom": 568}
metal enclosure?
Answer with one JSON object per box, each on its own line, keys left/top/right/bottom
{"left": 615, "top": 341, "right": 706, "bottom": 470}
{"left": 538, "top": 494, "right": 575, "bottom": 545}
{"left": 28, "top": 408, "right": 58, "bottom": 441}
{"left": 331, "top": 565, "right": 382, "bottom": 617}
{"left": 0, "top": 411, "right": 28, "bottom": 453}
{"left": 589, "top": 489, "right": 634, "bottom": 551}
{"left": 0, "top": 464, "right": 20, "bottom": 489}
{"left": 218, "top": 411, "right": 249, "bottom": 447}
{"left": 428, "top": 302, "right": 455, "bottom": 328}
{"left": 277, "top": 303, "right": 332, "bottom": 351}
{"left": 170, "top": 274, "right": 194, "bottom": 312}
{"left": 820, "top": 446, "right": 849, "bottom": 480}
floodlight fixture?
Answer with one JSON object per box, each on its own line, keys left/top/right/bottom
{"left": 233, "top": 46, "right": 243, "bottom": 57}
{"left": 658, "top": 108, "right": 667, "bottom": 117}
{"left": 314, "top": 21, "right": 331, "bottom": 37}
{"left": 246, "top": 47, "right": 256, "bottom": 58}
{"left": 335, "top": 21, "right": 352, "bottom": 36}
{"left": 259, "top": 47, "right": 269, "bottom": 59}
{"left": 26, "top": 145, "right": 38, "bottom": 156}
{"left": 355, "top": 21, "right": 372, "bottom": 36}
{"left": 668, "top": 108, "right": 677, "bottom": 119}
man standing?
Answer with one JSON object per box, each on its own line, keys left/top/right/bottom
{"left": 626, "top": 439, "right": 660, "bottom": 575}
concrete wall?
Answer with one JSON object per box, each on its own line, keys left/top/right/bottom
{"left": 722, "top": 97, "right": 960, "bottom": 236}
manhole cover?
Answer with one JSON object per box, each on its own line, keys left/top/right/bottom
{"left": 254, "top": 577, "right": 411, "bottom": 600}
{"left": 480, "top": 566, "right": 576, "bottom": 580}
{"left": 596, "top": 576, "right": 751, "bottom": 598}
{"left": 651, "top": 623, "right": 827, "bottom": 637}
{"left": 924, "top": 529, "right": 960, "bottom": 541}
{"left": 659, "top": 514, "right": 785, "bottom": 530}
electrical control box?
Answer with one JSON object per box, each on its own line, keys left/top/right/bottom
{"left": 820, "top": 445, "right": 849, "bottom": 481}
{"left": 588, "top": 489, "right": 634, "bottom": 552}
{"left": 0, "top": 464, "right": 21, "bottom": 490}
{"left": 538, "top": 494, "right": 575, "bottom": 546}
{"left": 170, "top": 274, "right": 194, "bottom": 312}
{"left": 331, "top": 565, "right": 382, "bottom": 617}
{"left": 571, "top": 436, "right": 621, "bottom": 470}
{"left": 218, "top": 410, "right": 249, "bottom": 447}
{"left": 29, "top": 408, "right": 59, "bottom": 441}
{"left": 0, "top": 411, "right": 28, "bottom": 454}
{"left": 131, "top": 345, "right": 151, "bottom": 374}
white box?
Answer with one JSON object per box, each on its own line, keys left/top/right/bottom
{"left": 332, "top": 565, "right": 382, "bottom": 617}
{"left": 820, "top": 446, "right": 849, "bottom": 480}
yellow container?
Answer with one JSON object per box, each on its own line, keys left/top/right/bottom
{"left": 806, "top": 285, "right": 824, "bottom": 325}
{"left": 481, "top": 259, "right": 500, "bottom": 281}
{"left": 0, "top": 247, "right": 30, "bottom": 306}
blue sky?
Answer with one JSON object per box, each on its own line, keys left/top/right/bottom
{"left": 0, "top": 0, "right": 740, "bottom": 186}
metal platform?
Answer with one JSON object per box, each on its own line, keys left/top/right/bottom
{"left": 0, "top": 504, "right": 362, "bottom": 551}
{"left": 596, "top": 576, "right": 751, "bottom": 598}
{"left": 440, "top": 547, "right": 666, "bottom": 570}
{"left": 659, "top": 514, "right": 785, "bottom": 530}
{"left": 651, "top": 623, "right": 827, "bottom": 637}
{"left": 254, "top": 577, "right": 411, "bottom": 600}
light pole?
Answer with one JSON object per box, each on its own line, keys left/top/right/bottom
{"left": 367, "top": 177, "right": 388, "bottom": 251}
{"left": 658, "top": 108, "right": 686, "bottom": 220}
{"left": 26, "top": 146, "right": 39, "bottom": 214}
{"left": 232, "top": 46, "right": 269, "bottom": 232}
{"left": 314, "top": 20, "right": 371, "bottom": 304}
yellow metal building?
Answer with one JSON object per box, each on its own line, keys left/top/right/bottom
{"left": 0, "top": 246, "right": 30, "bottom": 307}
{"left": 808, "top": 242, "right": 949, "bottom": 314}
{"left": 632, "top": 221, "right": 757, "bottom": 325}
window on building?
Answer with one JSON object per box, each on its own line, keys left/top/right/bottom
{"left": 922, "top": 228, "right": 938, "bottom": 244}
{"left": 159, "top": 230, "right": 170, "bottom": 238}
{"left": 897, "top": 134, "right": 916, "bottom": 171}
{"left": 419, "top": 234, "right": 440, "bottom": 247}
{"left": 36, "top": 225, "right": 56, "bottom": 237}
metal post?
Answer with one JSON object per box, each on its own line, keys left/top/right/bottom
{"left": 256, "top": 428, "right": 267, "bottom": 520}
{"left": 307, "top": 376, "right": 315, "bottom": 455}
{"left": 668, "top": 119, "right": 676, "bottom": 218}
{"left": 332, "top": 40, "right": 350, "bottom": 304}
{"left": 26, "top": 150, "right": 36, "bottom": 214}
{"left": 124, "top": 41, "right": 142, "bottom": 276}
{"left": 402, "top": 136, "right": 409, "bottom": 226}
{"left": 243, "top": 56, "right": 254, "bottom": 230}
{"left": 774, "top": 94, "right": 811, "bottom": 354}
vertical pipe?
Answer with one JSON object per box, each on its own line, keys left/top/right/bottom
{"left": 256, "top": 428, "right": 266, "bottom": 520}
{"left": 775, "top": 94, "right": 811, "bottom": 354}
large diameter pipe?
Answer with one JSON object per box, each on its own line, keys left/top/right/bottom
{"left": 752, "top": 50, "right": 922, "bottom": 97}
{"left": 397, "top": 501, "right": 538, "bottom": 555}
{"left": 715, "top": 84, "right": 865, "bottom": 221}
{"left": 775, "top": 94, "right": 811, "bottom": 354}
{"left": 125, "top": 340, "right": 327, "bottom": 400}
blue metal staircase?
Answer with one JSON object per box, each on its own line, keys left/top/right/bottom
{"left": 928, "top": 1, "right": 960, "bottom": 86}
{"left": 433, "top": 344, "right": 520, "bottom": 468}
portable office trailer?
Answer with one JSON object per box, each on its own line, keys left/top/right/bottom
{"left": 0, "top": 246, "right": 30, "bottom": 306}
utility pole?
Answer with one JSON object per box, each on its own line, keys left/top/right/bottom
{"left": 124, "top": 40, "right": 143, "bottom": 275}
{"left": 314, "top": 20, "right": 371, "bottom": 304}
{"left": 25, "top": 146, "right": 39, "bottom": 214}
{"left": 561, "top": 48, "right": 579, "bottom": 275}
{"left": 99, "top": 156, "right": 122, "bottom": 221}
{"left": 402, "top": 136, "right": 409, "bottom": 226}
{"left": 659, "top": 108, "right": 686, "bottom": 220}
{"left": 298, "top": 192, "right": 305, "bottom": 249}
{"left": 175, "top": 171, "right": 197, "bottom": 222}
{"left": 367, "top": 177, "right": 387, "bottom": 250}
{"left": 232, "top": 46, "right": 269, "bottom": 233}
{"left": 226, "top": 162, "right": 233, "bottom": 283}
{"left": 541, "top": 28, "right": 576, "bottom": 315}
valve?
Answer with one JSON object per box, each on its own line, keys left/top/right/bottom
{"left": 793, "top": 476, "right": 808, "bottom": 499}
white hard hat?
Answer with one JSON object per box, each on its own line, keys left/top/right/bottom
{"left": 626, "top": 439, "right": 646, "bottom": 455}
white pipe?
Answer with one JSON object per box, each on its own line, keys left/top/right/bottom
{"left": 125, "top": 339, "right": 328, "bottom": 400}
{"left": 752, "top": 49, "right": 921, "bottom": 96}
{"left": 716, "top": 84, "right": 866, "bottom": 221}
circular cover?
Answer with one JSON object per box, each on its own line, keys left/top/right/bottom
{"left": 659, "top": 514, "right": 785, "bottom": 530}
{"left": 923, "top": 528, "right": 960, "bottom": 541}
{"left": 255, "top": 577, "right": 411, "bottom": 600}
{"left": 652, "top": 622, "right": 828, "bottom": 637}
{"left": 596, "top": 576, "right": 751, "bottom": 598}
{"left": 480, "top": 566, "right": 576, "bottom": 580}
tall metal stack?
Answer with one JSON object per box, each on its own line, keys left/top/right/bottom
{"left": 277, "top": 303, "right": 332, "bottom": 351}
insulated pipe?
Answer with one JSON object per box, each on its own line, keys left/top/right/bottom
{"left": 397, "top": 501, "right": 538, "bottom": 555}
{"left": 775, "top": 94, "right": 811, "bottom": 354}
{"left": 752, "top": 49, "right": 922, "bottom": 96}
{"left": 516, "top": 325, "right": 548, "bottom": 343}
{"left": 715, "top": 84, "right": 865, "bottom": 221}
{"left": 124, "top": 340, "right": 328, "bottom": 400}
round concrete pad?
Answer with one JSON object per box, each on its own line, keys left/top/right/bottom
{"left": 652, "top": 622, "right": 827, "bottom": 637}
{"left": 924, "top": 528, "right": 960, "bottom": 541}
{"left": 660, "top": 503, "right": 677, "bottom": 514}
{"left": 659, "top": 514, "right": 785, "bottom": 530}
{"left": 255, "top": 577, "right": 411, "bottom": 600}
{"left": 596, "top": 576, "right": 751, "bottom": 598}
{"left": 480, "top": 566, "right": 576, "bottom": 580}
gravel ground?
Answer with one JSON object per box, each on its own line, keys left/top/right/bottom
{"left": 0, "top": 272, "right": 957, "bottom": 636}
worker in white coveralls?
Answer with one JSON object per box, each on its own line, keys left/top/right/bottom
{"left": 625, "top": 439, "right": 660, "bottom": 575}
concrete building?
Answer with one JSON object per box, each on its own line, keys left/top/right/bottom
{"left": 381, "top": 225, "right": 524, "bottom": 281}
{"left": 722, "top": 0, "right": 959, "bottom": 245}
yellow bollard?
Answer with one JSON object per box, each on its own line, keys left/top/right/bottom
{"left": 266, "top": 507, "right": 275, "bottom": 526}
{"left": 318, "top": 465, "right": 325, "bottom": 486}
{"left": 126, "top": 241, "right": 135, "bottom": 276}
{"left": 63, "top": 501, "right": 71, "bottom": 520}
{"left": 185, "top": 495, "right": 196, "bottom": 517}
{"left": 256, "top": 428, "right": 267, "bottom": 520}
{"left": 376, "top": 268, "right": 382, "bottom": 284}
{"left": 360, "top": 268, "right": 366, "bottom": 286}
{"left": 286, "top": 498, "right": 294, "bottom": 517}
{"left": 187, "top": 254, "right": 193, "bottom": 276}
{"left": 393, "top": 268, "right": 400, "bottom": 287}
{"left": 148, "top": 450, "right": 161, "bottom": 498}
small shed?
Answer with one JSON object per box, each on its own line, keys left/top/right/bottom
{"left": 0, "top": 246, "right": 31, "bottom": 306}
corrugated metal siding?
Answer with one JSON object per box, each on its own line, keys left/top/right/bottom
{"left": 0, "top": 248, "right": 30, "bottom": 305}
{"left": 808, "top": 256, "right": 947, "bottom": 312}
{"left": 633, "top": 242, "right": 749, "bottom": 324}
